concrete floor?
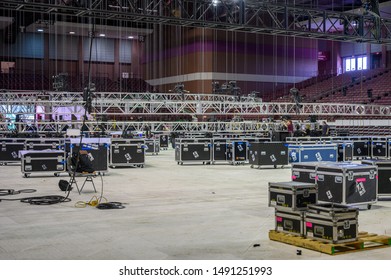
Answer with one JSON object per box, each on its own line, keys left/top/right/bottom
{"left": 0, "top": 148, "right": 390, "bottom": 260}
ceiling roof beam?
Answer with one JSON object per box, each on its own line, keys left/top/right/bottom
{"left": 1, "top": 0, "right": 391, "bottom": 44}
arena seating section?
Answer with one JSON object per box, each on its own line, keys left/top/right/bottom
{"left": 268, "top": 68, "right": 391, "bottom": 105}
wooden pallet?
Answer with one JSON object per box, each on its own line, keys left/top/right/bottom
{"left": 269, "top": 230, "right": 391, "bottom": 255}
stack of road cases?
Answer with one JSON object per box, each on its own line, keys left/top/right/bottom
{"left": 304, "top": 203, "right": 359, "bottom": 243}
{"left": 0, "top": 138, "right": 25, "bottom": 165}
{"left": 249, "top": 141, "right": 288, "bottom": 168}
{"left": 175, "top": 138, "right": 212, "bottom": 165}
{"left": 269, "top": 181, "right": 318, "bottom": 237}
{"left": 316, "top": 162, "right": 377, "bottom": 209}
{"left": 362, "top": 159, "right": 391, "bottom": 197}
{"left": 110, "top": 138, "right": 145, "bottom": 168}
{"left": 20, "top": 149, "right": 66, "bottom": 178}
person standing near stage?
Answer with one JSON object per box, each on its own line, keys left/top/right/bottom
{"left": 322, "top": 121, "right": 330, "bottom": 136}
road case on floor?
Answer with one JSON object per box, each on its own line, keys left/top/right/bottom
{"left": 291, "top": 162, "right": 320, "bottom": 183}
{"left": 288, "top": 144, "right": 338, "bottom": 163}
{"left": 227, "top": 140, "right": 249, "bottom": 165}
{"left": 175, "top": 138, "right": 212, "bottom": 165}
{"left": 336, "top": 141, "right": 354, "bottom": 162}
{"left": 351, "top": 137, "right": 370, "bottom": 159}
{"left": 0, "top": 138, "right": 25, "bottom": 164}
{"left": 24, "top": 138, "right": 64, "bottom": 151}
{"left": 212, "top": 138, "right": 228, "bottom": 163}
{"left": 304, "top": 203, "right": 359, "bottom": 244}
{"left": 371, "top": 137, "right": 387, "bottom": 159}
{"left": 68, "top": 138, "right": 110, "bottom": 174}
{"left": 362, "top": 159, "right": 391, "bottom": 197}
{"left": 145, "top": 139, "right": 160, "bottom": 155}
{"left": 249, "top": 141, "right": 288, "bottom": 168}
{"left": 268, "top": 181, "right": 318, "bottom": 211}
{"left": 110, "top": 139, "right": 145, "bottom": 168}
{"left": 159, "top": 134, "right": 169, "bottom": 150}
{"left": 20, "top": 150, "right": 66, "bottom": 177}
{"left": 275, "top": 208, "right": 305, "bottom": 236}
{"left": 316, "top": 162, "right": 377, "bottom": 209}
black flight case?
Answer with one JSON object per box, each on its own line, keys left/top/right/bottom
{"left": 211, "top": 138, "right": 228, "bottom": 164}
{"left": 110, "top": 138, "right": 145, "bottom": 168}
{"left": 362, "top": 159, "right": 391, "bottom": 197}
{"left": 249, "top": 141, "right": 288, "bottom": 168}
{"left": 20, "top": 149, "right": 66, "bottom": 178}
{"left": 268, "top": 181, "right": 318, "bottom": 211}
{"left": 145, "top": 139, "right": 160, "bottom": 155}
{"left": 0, "top": 138, "right": 25, "bottom": 165}
{"left": 335, "top": 141, "right": 354, "bottom": 162}
{"left": 227, "top": 140, "right": 249, "bottom": 165}
{"left": 67, "top": 138, "right": 110, "bottom": 175}
{"left": 175, "top": 138, "right": 212, "bottom": 165}
{"left": 304, "top": 203, "right": 359, "bottom": 244}
{"left": 371, "top": 137, "right": 387, "bottom": 159}
{"left": 159, "top": 134, "right": 169, "bottom": 150}
{"left": 316, "top": 162, "right": 377, "bottom": 209}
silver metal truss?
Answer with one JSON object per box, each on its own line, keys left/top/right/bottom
{"left": 1, "top": 91, "right": 391, "bottom": 117}
{"left": 0, "top": 120, "right": 273, "bottom": 134}
{"left": 1, "top": 0, "right": 391, "bottom": 44}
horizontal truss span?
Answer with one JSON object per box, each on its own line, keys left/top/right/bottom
{"left": 0, "top": 0, "right": 390, "bottom": 44}
{"left": 1, "top": 91, "right": 391, "bottom": 117}
{"left": 0, "top": 121, "right": 273, "bottom": 134}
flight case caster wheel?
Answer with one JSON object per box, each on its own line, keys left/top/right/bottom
{"left": 23, "top": 173, "right": 30, "bottom": 178}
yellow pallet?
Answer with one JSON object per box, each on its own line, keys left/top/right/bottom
{"left": 269, "top": 230, "right": 391, "bottom": 255}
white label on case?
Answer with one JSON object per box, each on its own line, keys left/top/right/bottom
{"left": 326, "top": 190, "right": 333, "bottom": 199}
{"left": 356, "top": 182, "right": 366, "bottom": 196}
{"left": 307, "top": 232, "right": 314, "bottom": 238}
{"left": 277, "top": 226, "right": 283, "bottom": 231}
{"left": 315, "top": 152, "right": 322, "bottom": 161}
{"left": 270, "top": 200, "right": 277, "bottom": 206}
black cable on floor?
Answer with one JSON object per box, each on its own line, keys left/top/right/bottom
{"left": 96, "top": 202, "right": 125, "bottom": 210}
{"left": 0, "top": 189, "right": 36, "bottom": 196}
{"left": 0, "top": 188, "right": 71, "bottom": 205}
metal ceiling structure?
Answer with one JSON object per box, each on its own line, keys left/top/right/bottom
{"left": 0, "top": 120, "right": 274, "bottom": 134}
{"left": 1, "top": 91, "right": 391, "bottom": 117}
{"left": 0, "top": 0, "right": 391, "bottom": 44}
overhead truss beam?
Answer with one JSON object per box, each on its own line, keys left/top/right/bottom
{"left": 1, "top": 91, "right": 391, "bottom": 117}
{"left": 0, "top": 0, "right": 390, "bottom": 43}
